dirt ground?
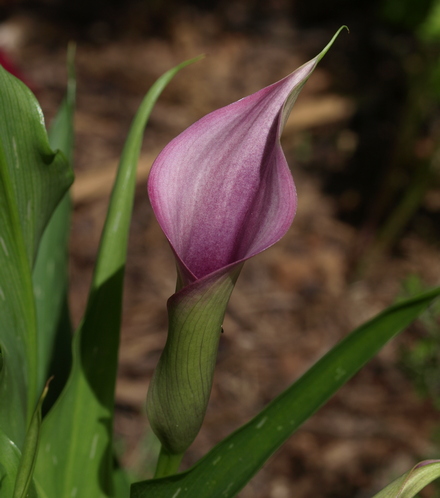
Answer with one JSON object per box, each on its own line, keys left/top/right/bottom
{"left": 3, "top": 3, "right": 440, "bottom": 497}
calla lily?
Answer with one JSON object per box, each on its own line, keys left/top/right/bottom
{"left": 146, "top": 29, "right": 346, "bottom": 467}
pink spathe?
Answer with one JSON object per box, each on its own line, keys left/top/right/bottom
{"left": 146, "top": 29, "right": 346, "bottom": 458}
{"left": 148, "top": 60, "right": 318, "bottom": 284}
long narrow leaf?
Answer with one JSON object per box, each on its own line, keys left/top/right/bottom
{"left": 13, "top": 380, "right": 50, "bottom": 498}
{"left": 33, "top": 44, "right": 76, "bottom": 406}
{"left": 372, "top": 459, "right": 440, "bottom": 498}
{"left": 35, "top": 57, "right": 202, "bottom": 498}
{"left": 0, "top": 428, "right": 39, "bottom": 498}
{"left": 131, "top": 286, "right": 440, "bottom": 498}
{"left": 0, "top": 67, "right": 72, "bottom": 448}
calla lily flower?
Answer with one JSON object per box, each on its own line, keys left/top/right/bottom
{"left": 146, "top": 29, "right": 346, "bottom": 464}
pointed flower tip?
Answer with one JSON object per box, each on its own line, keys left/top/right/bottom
{"left": 148, "top": 34, "right": 342, "bottom": 285}
{"left": 316, "top": 26, "right": 349, "bottom": 63}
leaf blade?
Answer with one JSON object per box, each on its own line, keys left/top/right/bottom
{"left": 0, "top": 67, "right": 73, "bottom": 447}
{"left": 33, "top": 43, "right": 76, "bottom": 403}
{"left": 13, "top": 380, "right": 50, "bottom": 498}
{"left": 131, "top": 286, "right": 440, "bottom": 498}
{"left": 0, "top": 428, "right": 39, "bottom": 498}
{"left": 372, "top": 459, "right": 440, "bottom": 497}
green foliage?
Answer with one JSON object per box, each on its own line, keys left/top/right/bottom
{"left": 132, "top": 286, "right": 440, "bottom": 498}
{"left": 372, "top": 459, "right": 440, "bottom": 497}
{"left": 33, "top": 43, "right": 76, "bottom": 413}
{"left": 399, "top": 275, "right": 440, "bottom": 408}
{"left": 13, "top": 381, "right": 50, "bottom": 498}
{"left": 355, "top": 0, "right": 440, "bottom": 272}
{"left": 0, "top": 66, "right": 73, "bottom": 449}
{"left": 380, "top": 0, "right": 435, "bottom": 31}
{"left": 0, "top": 429, "right": 39, "bottom": 498}
{"left": 418, "top": 0, "right": 440, "bottom": 41}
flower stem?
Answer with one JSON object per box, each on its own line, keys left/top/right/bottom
{"left": 154, "top": 446, "right": 184, "bottom": 478}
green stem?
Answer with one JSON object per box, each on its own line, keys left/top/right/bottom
{"left": 154, "top": 446, "right": 184, "bottom": 478}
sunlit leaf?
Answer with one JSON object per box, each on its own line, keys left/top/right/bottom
{"left": 372, "top": 459, "right": 440, "bottom": 497}
{"left": 0, "top": 66, "right": 72, "bottom": 448}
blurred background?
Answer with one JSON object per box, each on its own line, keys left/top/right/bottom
{"left": 1, "top": 0, "right": 440, "bottom": 496}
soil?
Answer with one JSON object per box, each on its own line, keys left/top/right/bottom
{"left": 2, "top": 3, "right": 440, "bottom": 497}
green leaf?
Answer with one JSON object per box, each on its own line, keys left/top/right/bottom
{"left": 0, "top": 428, "right": 39, "bottom": 498}
{"left": 35, "top": 56, "right": 202, "bottom": 498}
{"left": 131, "top": 286, "right": 440, "bottom": 498}
{"left": 46, "top": 44, "right": 76, "bottom": 164}
{"left": 0, "top": 66, "right": 73, "bottom": 448}
{"left": 33, "top": 43, "right": 76, "bottom": 407}
{"left": 13, "top": 380, "right": 50, "bottom": 498}
{"left": 372, "top": 459, "right": 440, "bottom": 497}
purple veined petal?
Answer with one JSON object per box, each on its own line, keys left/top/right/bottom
{"left": 148, "top": 29, "right": 346, "bottom": 286}
{"left": 149, "top": 66, "right": 303, "bottom": 283}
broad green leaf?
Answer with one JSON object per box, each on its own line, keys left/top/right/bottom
{"left": 13, "top": 380, "right": 50, "bottom": 498}
{"left": 131, "top": 286, "right": 440, "bottom": 498}
{"left": 35, "top": 57, "right": 202, "bottom": 498}
{"left": 33, "top": 44, "right": 76, "bottom": 408}
{"left": 373, "top": 459, "right": 440, "bottom": 497}
{"left": 0, "top": 428, "right": 39, "bottom": 498}
{"left": 0, "top": 67, "right": 73, "bottom": 448}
